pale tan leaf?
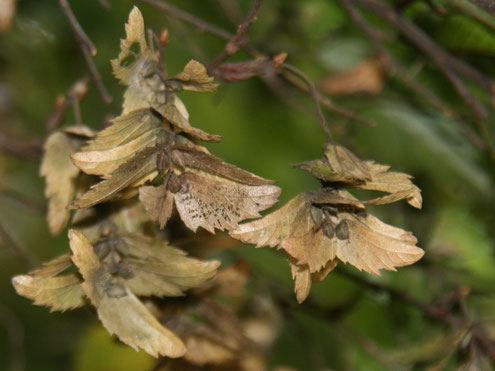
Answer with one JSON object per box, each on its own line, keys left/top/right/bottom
{"left": 12, "top": 274, "right": 85, "bottom": 312}
{"left": 73, "top": 128, "right": 161, "bottom": 177}
{"left": 110, "top": 7, "right": 153, "bottom": 84}
{"left": 360, "top": 161, "right": 422, "bottom": 209}
{"left": 139, "top": 183, "right": 174, "bottom": 229}
{"left": 319, "top": 57, "right": 385, "bottom": 96}
{"left": 282, "top": 227, "right": 336, "bottom": 273}
{"left": 171, "top": 171, "right": 280, "bottom": 233}
{"left": 290, "top": 262, "right": 312, "bottom": 304}
{"left": 96, "top": 286, "right": 186, "bottom": 358}
{"left": 41, "top": 132, "right": 81, "bottom": 235}
{"left": 156, "top": 101, "right": 221, "bottom": 143}
{"left": 329, "top": 212, "right": 421, "bottom": 275}
{"left": 0, "top": 0, "right": 16, "bottom": 33}
{"left": 171, "top": 146, "right": 275, "bottom": 186}
{"left": 68, "top": 230, "right": 186, "bottom": 358}
{"left": 12, "top": 253, "right": 85, "bottom": 311}
{"left": 311, "top": 188, "right": 365, "bottom": 209}
{"left": 70, "top": 147, "right": 158, "bottom": 209}
{"left": 169, "top": 60, "right": 219, "bottom": 92}
{"left": 63, "top": 125, "right": 95, "bottom": 138}
{"left": 324, "top": 143, "right": 371, "bottom": 183}
{"left": 230, "top": 192, "right": 315, "bottom": 247}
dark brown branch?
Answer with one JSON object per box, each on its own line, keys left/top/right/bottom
{"left": 282, "top": 72, "right": 376, "bottom": 127}
{"left": 209, "top": 0, "right": 264, "bottom": 71}
{"left": 58, "top": 0, "right": 112, "bottom": 104}
{"left": 282, "top": 63, "right": 333, "bottom": 143}
{"left": 354, "top": 0, "right": 490, "bottom": 119}
{"left": 138, "top": 0, "right": 234, "bottom": 40}
{"left": 338, "top": 0, "right": 485, "bottom": 149}
{"left": 140, "top": 0, "right": 374, "bottom": 128}
{"left": 58, "top": 0, "right": 96, "bottom": 56}
{"left": 0, "top": 134, "right": 42, "bottom": 159}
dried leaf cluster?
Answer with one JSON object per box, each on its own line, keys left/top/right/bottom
{"left": 232, "top": 143, "right": 424, "bottom": 302}
{"left": 12, "top": 6, "right": 424, "bottom": 365}
{"left": 13, "top": 7, "right": 279, "bottom": 361}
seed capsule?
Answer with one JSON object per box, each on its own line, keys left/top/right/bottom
{"left": 310, "top": 206, "right": 324, "bottom": 225}
{"left": 322, "top": 220, "right": 335, "bottom": 239}
{"left": 335, "top": 220, "right": 349, "bottom": 240}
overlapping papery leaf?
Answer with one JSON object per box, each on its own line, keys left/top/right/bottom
{"left": 41, "top": 128, "right": 93, "bottom": 235}
{"left": 139, "top": 146, "right": 281, "bottom": 233}
{"left": 110, "top": 7, "right": 220, "bottom": 142}
{"left": 245, "top": 142, "right": 424, "bottom": 301}
{"left": 12, "top": 254, "right": 85, "bottom": 311}
{"left": 68, "top": 230, "right": 220, "bottom": 358}
{"left": 294, "top": 143, "right": 422, "bottom": 208}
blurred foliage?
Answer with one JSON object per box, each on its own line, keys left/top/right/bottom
{"left": 0, "top": 0, "right": 495, "bottom": 370}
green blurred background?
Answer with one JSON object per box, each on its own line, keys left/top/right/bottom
{"left": 1, "top": 0, "right": 495, "bottom": 370}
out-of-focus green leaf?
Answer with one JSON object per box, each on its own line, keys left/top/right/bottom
{"left": 73, "top": 325, "right": 155, "bottom": 371}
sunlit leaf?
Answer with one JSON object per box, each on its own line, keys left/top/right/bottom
{"left": 69, "top": 230, "right": 186, "bottom": 358}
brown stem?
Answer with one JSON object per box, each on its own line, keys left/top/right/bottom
{"left": 353, "top": 0, "right": 490, "bottom": 119}
{"left": 209, "top": 0, "right": 264, "bottom": 71}
{"left": 58, "top": 0, "right": 112, "bottom": 104}
{"left": 0, "top": 221, "right": 37, "bottom": 268}
{"left": 282, "top": 63, "right": 333, "bottom": 143}
{"left": 0, "top": 134, "right": 42, "bottom": 159}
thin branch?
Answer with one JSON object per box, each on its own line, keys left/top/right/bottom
{"left": 139, "top": 0, "right": 374, "bottom": 127}
{"left": 216, "top": 0, "right": 244, "bottom": 25}
{"left": 58, "top": 0, "right": 112, "bottom": 104}
{"left": 0, "top": 303, "right": 25, "bottom": 371}
{"left": 282, "top": 63, "right": 333, "bottom": 143}
{"left": 0, "top": 191, "right": 45, "bottom": 214}
{"left": 209, "top": 0, "right": 264, "bottom": 71}
{"left": 282, "top": 72, "right": 376, "bottom": 127}
{"left": 338, "top": 0, "right": 485, "bottom": 149}
{"left": 0, "top": 134, "right": 42, "bottom": 159}
{"left": 354, "top": 0, "right": 490, "bottom": 119}
{"left": 58, "top": 0, "right": 96, "bottom": 56}
{"left": 138, "top": 0, "right": 234, "bottom": 40}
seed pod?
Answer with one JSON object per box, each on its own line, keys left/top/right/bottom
{"left": 335, "top": 220, "right": 349, "bottom": 240}
{"left": 105, "top": 281, "right": 127, "bottom": 298}
{"left": 322, "top": 219, "right": 335, "bottom": 239}
{"left": 310, "top": 206, "right": 324, "bottom": 225}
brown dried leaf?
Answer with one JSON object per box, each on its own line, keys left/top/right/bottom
{"left": 230, "top": 192, "right": 315, "bottom": 247}
{"left": 319, "top": 57, "right": 385, "bottom": 96}
{"left": 69, "top": 230, "right": 186, "bottom": 358}
{"left": 360, "top": 162, "right": 422, "bottom": 209}
{"left": 232, "top": 190, "right": 423, "bottom": 301}
{"left": 41, "top": 132, "right": 82, "bottom": 235}
{"left": 139, "top": 183, "right": 174, "bottom": 229}
{"left": 12, "top": 254, "right": 85, "bottom": 311}
{"left": 290, "top": 262, "right": 312, "bottom": 304}
{"left": 156, "top": 99, "right": 222, "bottom": 143}
{"left": 110, "top": 7, "right": 154, "bottom": 86}
{"left": 171, "top": 171, "right": 281, "bottom": 233}
{"left": 295, "top": 144, "right": 422, "bottom": 208}
{"left": 0, "top": 0, "right": 16, "bottom": 33}
{"left": 72, "top": 110, "right": 163, "bottom": 177}
{"left": 168, "top": 60, "right": 219, "bottom": 92}
{"left": 118, "top": 234, "right": 220, "bottom": 297}
{"left": 171, "top": 146, "right": 276, "bottom": 186}
{"left": 110, "top": 8, "right": 220, "bottom": 143}
{"left": 70, "top": 147, "right": 158, "bottom": 209}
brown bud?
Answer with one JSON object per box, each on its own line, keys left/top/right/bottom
{"left": 335, "top": 220, "right": 349, "bottom": 240}
{"left": 159, "top": 29, "right": 170, "bottom": 46}
{"left": 322, "top": 220, "right": 335, "bottom": 239}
